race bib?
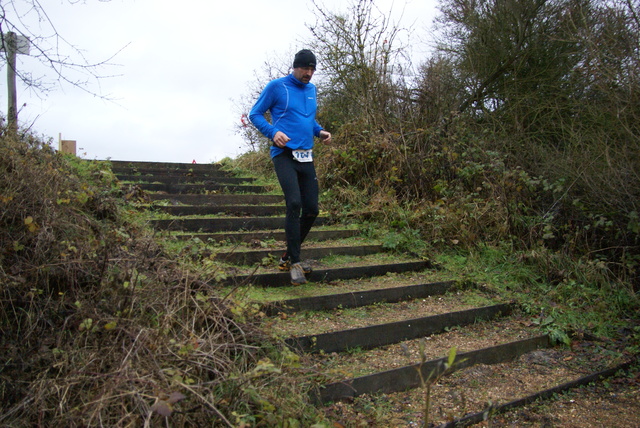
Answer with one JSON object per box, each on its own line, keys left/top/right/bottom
{"left": 292, "top": 149, "right": 313, "bottom": 162}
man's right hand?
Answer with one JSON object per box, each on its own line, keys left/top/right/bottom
{"left": 273, "top": 131, "right": 291, "bottom": 148}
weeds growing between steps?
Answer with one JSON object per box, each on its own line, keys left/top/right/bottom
{"left": 1, "top": 130, "right": 638, "bottom": 426}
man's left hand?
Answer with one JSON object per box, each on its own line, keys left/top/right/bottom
{"left": 319, "top": 130, "right": 332, "bottom": 143}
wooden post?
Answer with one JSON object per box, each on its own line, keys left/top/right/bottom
{"left": 6, "top": 32, "right": 18, "bottom": 135}
{"left": 60, "top": 140, "right": 77, "bottom": 155}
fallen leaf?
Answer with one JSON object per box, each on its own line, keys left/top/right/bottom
{"left": 151, "top": 400, "right": 173, "bottom": 417}
{"left": 168, "top": 392, "right": 186, "bottom": 404}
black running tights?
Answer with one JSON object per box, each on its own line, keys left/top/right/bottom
{"left": 272, "top": 152, "right": 319, "bottom": 264}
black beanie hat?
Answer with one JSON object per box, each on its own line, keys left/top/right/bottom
{"left": 293, "top": 49, "right": 317, "bottom": 69}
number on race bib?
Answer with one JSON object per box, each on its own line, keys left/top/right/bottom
{"left": 292, "top": 149, "right": 313, "bottom": 162}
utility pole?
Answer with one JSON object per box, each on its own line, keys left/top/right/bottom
{"left": 2, "top": 31, "right": 30, "bottom": 135}
{"left": 6, "top": 32, "right": 18, "bottom": 135}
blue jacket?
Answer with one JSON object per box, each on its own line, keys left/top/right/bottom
{"left": 249, "top": 73, "right": 324, "bottom": 158}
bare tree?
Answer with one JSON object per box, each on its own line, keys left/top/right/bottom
{"left": 233, "top": 50, "right": 294, "bottom": 152}
{"left": 0, "top": 0, "right": 123, "bottom": 129}
{"left": 307, "top": 0, "right": 411, "bottom": 131}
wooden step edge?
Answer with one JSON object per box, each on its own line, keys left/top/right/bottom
{"left": 154, "top": 205, "right": 286, "bottom": 217}
{"left": 148, "top": 194, "right": 283, "bottom": 203}
{"left": 435, "top": 357, "right": 639, "bottom": 428}
{"left": 108, "top": 160, "right": 223, "bottom": 170}
{"left": 313, "top": 334, "right": 551, "bottom": 404}
{"left": 167, "top": 229, "right": 359, "bottom": 243}
{"left": 137, "top": 183, "right": 270, "bottom": 194}
{"left": 114, "top": 171, "right": 242, "bottom": 178}
{"left": 117, "top": 176, "right": 255, "bottom": 185}
{"left": 286, "top": 303, "right": 514, "bottom": 354}
{"left": 215, "top": 244, "right": 384, "bottom": 265}
{"left": 150, "top": 217, "right": 330, "bottom": 232}
{"left": 263, "top": 280, "right": 456, "bottom": 315}
{"left": 223, "top": 260, "right": 432, "bottom": 288}
{"left": 154, "top": 204, "right": 285, "bottom": 210}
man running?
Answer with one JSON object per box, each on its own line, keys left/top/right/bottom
{"left": 249, "top": 49, "right": 332, "bottom": 285}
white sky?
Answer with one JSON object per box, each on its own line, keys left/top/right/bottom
{"left": 1, "top": 0, "right": 437, "bottom": 163}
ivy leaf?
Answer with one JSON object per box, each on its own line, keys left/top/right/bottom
{"left": 104, "top": 321, "right": 117, "bottom": 330}
{"left": 79, "top": 318, "right": 93, "bottom": 331}
{"left": 24, "top": 216, "right": 38, "bottom": 233}
{"left": 248, "top": 358, "right": 281, "bottom": 378}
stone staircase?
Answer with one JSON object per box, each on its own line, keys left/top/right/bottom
{"left": 111, "top": 160, "right": 636, "bottom": 426}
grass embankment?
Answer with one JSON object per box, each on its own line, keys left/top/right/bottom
{"left": 228, "top": 150, "right": 640, "bottom": 349}
{"left": 1, "top": 133, "right": 638, "bottom": 426}
{"left": 0, "top": 134, "right": 325, "bottom": 426}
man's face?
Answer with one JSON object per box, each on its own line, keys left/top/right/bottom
{"left": 293, "top": 66, "right": 315, "bottom": 84}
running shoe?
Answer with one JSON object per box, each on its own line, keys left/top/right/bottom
{"left": 279, "top": 255, "right": 312, "bottom": 273}
{"left": 290, "top": 262, "right": 307, "bottom": 286}
{"left": 278, "top": 256, "right": 291, "bottom": 271}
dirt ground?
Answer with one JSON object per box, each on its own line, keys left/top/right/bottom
{"left": 321, "top": 369, "right": 640, "bottom": 427}
{"left": 490, "top": 372, "right": 640, "bottom": 428}
{"left": 319, "top": 342, "right": 639, "bottom": 427}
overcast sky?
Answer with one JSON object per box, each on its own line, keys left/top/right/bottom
{"left": 1, "top": 0, "right": 437, "bottom": 163}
